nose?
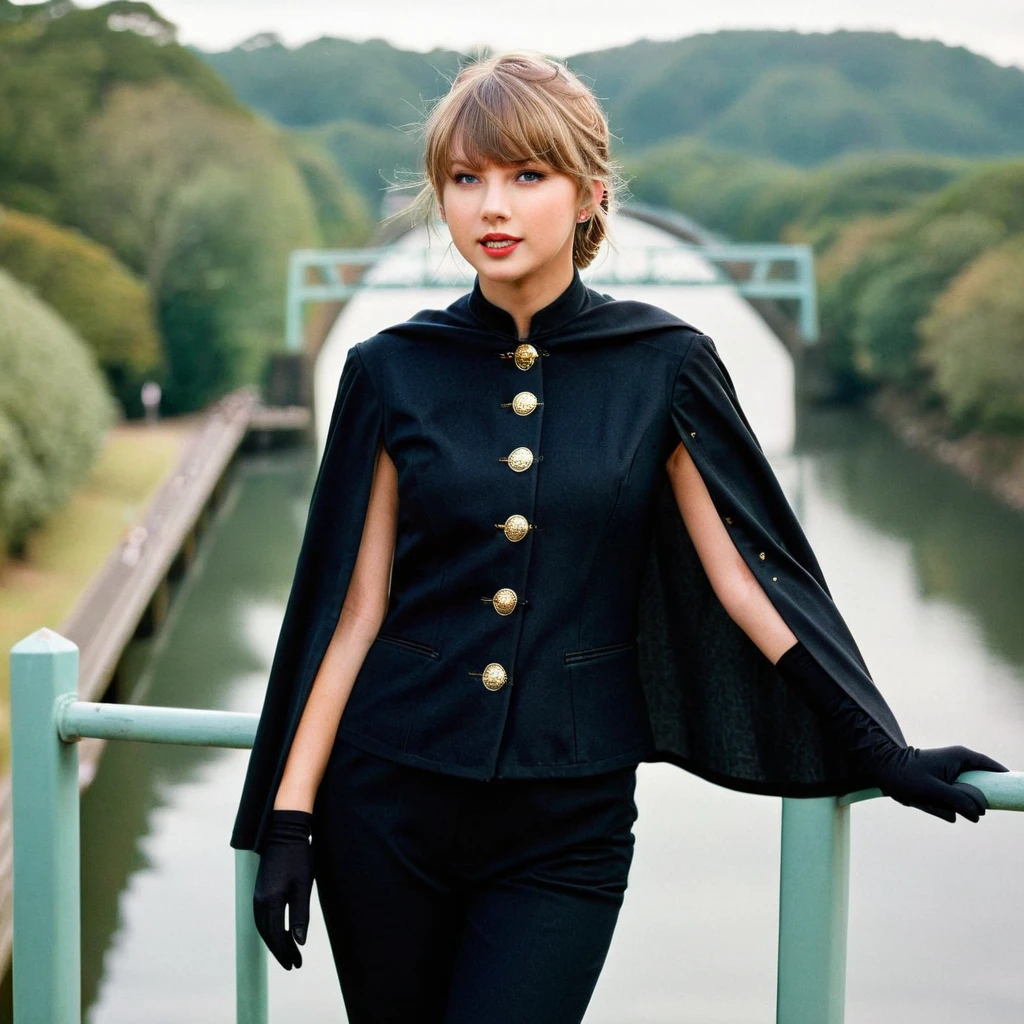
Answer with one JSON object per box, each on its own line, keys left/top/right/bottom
{"left": 479, "top": 177, "right": 512, "bottom": 222}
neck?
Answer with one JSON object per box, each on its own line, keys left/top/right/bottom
{"left": 477, "top": 262, "right": 576, "bottom": 340}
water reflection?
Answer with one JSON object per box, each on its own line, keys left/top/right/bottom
{"left": 801, "top": 404, "right": 1024, "bottom": 670}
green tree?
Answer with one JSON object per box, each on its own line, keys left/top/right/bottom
{"left": 0, "top": 268, "right": 115, "bottom": 555}
{"left": 848, "top": 212, "right": 1006, "bottom": 384}
{"left": 0, "top": 205, "right": 162, "bottom": 414}
{"left": 623, "top": 138, "right": 804, "bottom": 240}
{"left": 911, "top": 161, "right": 1024, "bottom": 234}
{"left": 705, "top": 65, "right": 903, "bottom": 164}
{"left": 0, "top": 1, "right": 244, "bottom": 219}
{"left": 816, "top": 211, "right": 913, "bottom": 395}
{"left": 282, "top": 133, "right": 374, "bottom": 245}
{"left": 918, "top": 234, "right": 1024, "bottom": 430}
{"left": 70, "top": 80, "right": 322, "bottom": 411}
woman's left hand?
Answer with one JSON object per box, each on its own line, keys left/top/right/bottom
{"left": 871, "top": 745, "right": 1009, "bottom": 822}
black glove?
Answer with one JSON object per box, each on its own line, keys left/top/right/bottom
{"left": 253, "top": 809, "right": 314, "bottom": 969}
{"left": 774, "top": 640, "right": 1009, "bottom": 823}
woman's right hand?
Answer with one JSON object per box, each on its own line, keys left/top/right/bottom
{"left": 253, "top": 809, "right": 314, "bottom": 969}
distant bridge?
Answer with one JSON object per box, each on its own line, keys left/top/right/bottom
{"left": 305, "top": 205, "right": 813, "bottom": 464}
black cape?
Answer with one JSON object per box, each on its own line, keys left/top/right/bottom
{"left": 230, "top": 282, "right": 904, "bottom": 852}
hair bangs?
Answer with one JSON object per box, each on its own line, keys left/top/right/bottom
{"left": 430, "top": 76, "right": 572, "bottom": 184}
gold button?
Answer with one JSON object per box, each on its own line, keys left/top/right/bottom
{"left": 724, "top": 516, "right": 733, "bottom": 525}
{"left": 512, "top": 391, "right": 539, "bottom": 416}
{"left": 490, "top": 588, "right": 518, "bottom": 615}
{"left": 772, "top": 576, "right": 778, "bottom": 582}
{"left": 503, "top": 447, "right": 534, "bottom": 472}
{"left": 514, "top": 343, "right": 539, "bottom": 370}
{"left": 758, "top": 551, "right": 766, "bottom": 560}
{"left": 497, "top": 515, "right": 530, "bottom": 542}
{"left": 690, "top": 431, "right": 696, "bottom": 437}
{"left": 482, "top": 663, "right": 508, "bottom": 691}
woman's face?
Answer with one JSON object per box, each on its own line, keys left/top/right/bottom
{"left": 440, "top": 145, "right": 587, "bottom": 290}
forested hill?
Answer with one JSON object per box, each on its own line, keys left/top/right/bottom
{"left": 196, "top": 29, "right": 1024, "bottom": 166}
{"left": 0, "top": 0, "right": 371, "bottom": 418}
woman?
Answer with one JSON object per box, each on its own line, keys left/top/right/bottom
{"left": 230, "top": 51, "right": 1007, "bottom": 1022}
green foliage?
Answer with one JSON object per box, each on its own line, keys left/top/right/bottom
{"left": 195, "top": 35, "right": 464, "bottom": 130}
{"left": 908, "top": 161, "right": 1024, "bottom": 235}
{"left": 704, "top": 65, "right": 904, "bottom": 164}
{"left": 918, "top": 235, "right": 1024, "bottom": 430}
{"left": 0, "top": 268, "right": 115, "bottom": 555}
{"left": 622, "top": 138, "right": 805, "bottom": 241}
{"left": 781, "top": 153, "right": 970, "bottom": 251}
{"left": 568, "top": 30, "right": 1024, "bottom": 164}
{"left": 281, "top": 132, "right": 374, "bottom": 245}
{"left": 817, "top": 159, "right": 1024, "bottom": 394}
{"left": 69, "top": 80, "right": 324, "bottom": 412}
{"left": 816, "top": 213, "right": 913, "bottom": 396}
{"left": 0, "top": 2, "right": 246, "bottom": 220}
{"left": 0, "top": 205, "right": 162, "bottom": 414}
{"left": 301, "top": 118, "right": 423, "bottom": 220}
{"left": 0, "top": 5, "right": 373, "bottom": 414}
{"left": 848, "top": 212, "right": 1006, "bottom": 384}
{"left": 623, "top": 139, "right": 969, "bottom": 245}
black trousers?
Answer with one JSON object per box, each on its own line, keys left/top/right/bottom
{"left": 311, "top": 734, "right": 640, "bottom": 1024}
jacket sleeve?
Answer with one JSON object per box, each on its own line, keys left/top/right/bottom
{"left": 636, "top": 330, "right": 906, "bottom": 797}
{"left": 230, "top": 343, "right": 385, "bottom": 850}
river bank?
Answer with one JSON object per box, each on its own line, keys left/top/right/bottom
{"left": 866, "top": 386, "right": 1024, "bottom": 515}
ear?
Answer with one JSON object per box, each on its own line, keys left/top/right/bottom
{"left": 590, "top": 178, "right": 606, "bottom": 213}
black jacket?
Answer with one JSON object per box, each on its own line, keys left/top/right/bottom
{"left": 230, "top": 265, "right": 905, "bottom": 852}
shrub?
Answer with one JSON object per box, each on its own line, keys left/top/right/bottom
{"left": 0, "top": 206, "right": 162, "bottom": 415}
{"left": 0, "top": 268, "right": 115, "bottom": 555}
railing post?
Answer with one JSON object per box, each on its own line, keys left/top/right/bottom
{"left": 9, "top": 628, "right": 81, "bottom": 1024}
{"left": 797, "top": 247, "right": 819, "bottom": 343}
{"left": 776, "top": 795, "right": 850, "bottom": 1024}
{"left": 235, "top": 849, "right": 268, "bottom": 1024}
{"left": 285, "top": 250, "right": 304, "bottom": 354}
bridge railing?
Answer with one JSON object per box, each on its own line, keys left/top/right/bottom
{"left": 10, "top": 627, "right": 1023, "bottom": 1023}
{"left": 9, "top": 629, "right": 266, "bottom": 1024}
{"left": 285, "top": 239, "right": 819, "bottom": 353}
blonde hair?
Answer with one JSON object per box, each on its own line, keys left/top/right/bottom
{"left": 384, "top": 50, "right": 629, "bottom": 269}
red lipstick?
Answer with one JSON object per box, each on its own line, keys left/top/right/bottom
{"left": 479, "top": 232, "right": 521, "bottom": 258}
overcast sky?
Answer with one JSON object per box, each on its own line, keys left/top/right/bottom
{"left": 65, "top": 0, "right": 1024, "bottom": 69}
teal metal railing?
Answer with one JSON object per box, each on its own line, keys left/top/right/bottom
{"left": 9, "top": 629, "right": 266, "bottom": 1024}
{"left": 285, "top": 239, "right": 820, "bottom": 353}
{"left": 9, "top": 626, "right": 1024, "bottom": 1022}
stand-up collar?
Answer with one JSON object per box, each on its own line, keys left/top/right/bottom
{"left": 467, "top": 265, "right": 589, "bottom": 341}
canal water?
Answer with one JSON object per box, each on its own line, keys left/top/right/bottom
{"left": 8, "top": 400, "right": 1024, "bottom": 1023}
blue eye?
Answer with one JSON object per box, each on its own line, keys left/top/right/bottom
{"left": 451, "top": 170, "right": 545, "bottom": 184}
